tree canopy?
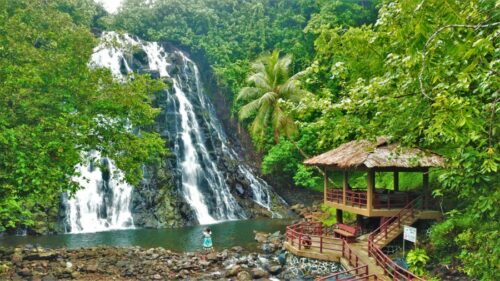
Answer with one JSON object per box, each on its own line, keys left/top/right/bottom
{"left": 0, "top": 0, "right": 165, "bottom": 231}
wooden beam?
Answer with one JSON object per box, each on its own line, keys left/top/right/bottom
{"left": 367, "top": 170, "right": 375, "bottom": 215}
{"left": 342, "top": 171, "right": 348, "bottom": 205}
{"left": 324, "top": 167, "right": 328, "bottom": 204}
{"left": 305, "top": 164, "right": 430, "bottom": 173}
{"left": 393, "top": 171, "right": 399, "bottom": 191}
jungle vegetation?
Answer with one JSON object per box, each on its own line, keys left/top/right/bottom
{"left": 0, "top": 0, "right": 498, "bottom": 279}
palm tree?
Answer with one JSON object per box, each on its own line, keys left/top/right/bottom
{"left": 237, "top": 50, "right": 310, "bottom": 147}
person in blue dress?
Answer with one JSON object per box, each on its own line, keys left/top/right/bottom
{"left": 202, "top": 227, "right": 213, "bottom": 252}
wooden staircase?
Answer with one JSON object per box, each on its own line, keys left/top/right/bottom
{"left": 366, "top": 197, "right": 432, "bottom": 280}
{"left": 371, "top": 210, "right": 420, "bottom": 249}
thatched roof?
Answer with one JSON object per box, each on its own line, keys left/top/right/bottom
{"left": 304, "top": 137, "right": 445, "bottom": 170}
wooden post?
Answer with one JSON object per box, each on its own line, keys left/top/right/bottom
{"left": 324, "top": 167, "right": 328, "bottom": 204}
{"left": 320, "top": 236, "right": 323, "bottom": 253}
{"left": 343, "top": 171, "right": 348, "bottom": 205}
{"left": 393, "top": 171, "right": 399, "bottom": 191}
{"left": 336, "top": 209, "right": 343, "bottom": 224}
{"left": 367, "top": 169, "right": 375, "bottom": 214}
{"left": 423, "top": 169, "right": 429, "bottom": 209}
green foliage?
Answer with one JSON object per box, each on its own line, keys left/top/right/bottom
{"left": 261, "top": 140, "right": 300, "bottom": 177}
{"left": 0, "top": 0, "right": 165, "bottom": 230}
{"left": 319, "top": 205, "right": 337, "bottom": 227}
{"left": 406, "top": 248, "right": 430, "bottom": 276}
{"left": 293, "top": 164, "right": 322, "bottom": 191}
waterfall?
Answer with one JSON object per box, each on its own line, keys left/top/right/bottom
{"left": 65, "top": 32, "right": 279, "bottom": 232}
{"left": 65, "top": 152, "right": 134, "bottom": 233}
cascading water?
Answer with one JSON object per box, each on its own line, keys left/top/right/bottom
{"left": 65, "top": 32, "right": 281, "bottom": 232}
{"left": 65, "top": 153, "right": 135, "bottom": 233}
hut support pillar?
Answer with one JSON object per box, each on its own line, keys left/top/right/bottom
{"left": 336, "top": 209, "right": 343, "bottom": 224}
{"left": 423, "top": 169, "right": 429, "bottom": 209}
{"left": 342, "top": 171, "right": 348, "bottom": 205}
{"left": 367, "top": 170, "right": 375, "bottom": 215}
{"left": 393, "top": 171, "right": 399, "bottom": 191}
{"left": 324, "top": 167, "right": 328, "bottom": 204}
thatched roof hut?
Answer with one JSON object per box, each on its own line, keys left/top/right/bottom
{"left": 304, "top": 137, "right": 445, "bottom": 170}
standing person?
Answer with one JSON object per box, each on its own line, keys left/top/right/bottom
{"left": 202, "top": 227, "right": 213, "bottom": 252}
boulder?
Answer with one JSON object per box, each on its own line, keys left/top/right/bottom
{"left": 237, "top": 270, "right": 252, "bottom": 281}
{"left": 231, "top": 246, "right": 243, "bottom": 253}
{"left": 254, "top": 232, "right": 269, "bottom": 243}
{"left": 268, "top": 265, "right": 282, "bottom": 275}
{"left": 251, "top": 267, "right": 270, "bottom": 279}
{"left": 206, "top": 252, "right": 218, "bottom": 261}
{"left": 225, "top": 265, "right": 241, "bottom": 277}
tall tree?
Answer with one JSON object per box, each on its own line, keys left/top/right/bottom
{"left": 237, "top": 50, "right": 310, "bottom": 149}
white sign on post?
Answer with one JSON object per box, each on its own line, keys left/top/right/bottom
{"left": 403, "top": 225, "right": 417, "bottom": 242}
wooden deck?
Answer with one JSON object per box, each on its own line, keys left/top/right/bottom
{"left": 286, "top": 197, "right": 435, "bottom": 281}
{"left": 284, "top": 235, "right": 389, "bottom": 281}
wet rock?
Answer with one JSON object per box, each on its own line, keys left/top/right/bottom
{"left": 231, "top": 246, "right": 243, "bottom": 253}
{"left": 268, "top": 265, "right": 282, "bottom": 275}
{"left": 206, "top": 252, "right": 218, "bottom": 261}
{"left": 41, "top": 274, "right": 57, "bottom": 281}
{"left": 235, "top": 184, "right": 245, "bottom": 195}
{"left": 225, "top": 265, "right": 241, "bottom": 277}
{"left": 236, "top": 270, "right": 252, "bottom": 281}
{"left": 254, "top": 232, "right": 269, "bottom": 243}
{"left": 251, "top": 267, "right": 269, "bottom": 279}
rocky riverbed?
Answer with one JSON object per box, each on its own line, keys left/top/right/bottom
{"left": 0, "top": 231, "right": 342, "bottom": 281}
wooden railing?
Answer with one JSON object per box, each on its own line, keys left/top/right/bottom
{"left": 368, "top": 197, "right": 425, "bottom": 281}
{"left": 326, "top": 188, "right": 343, "bottom": 203}
{"left": 285, "top": 221, "right": 342, "bottom": 253}
{"left": 286, "top": 222, "right": 370, "bottom": 280}
{"left": 346, "top": 189, "right": 368, "bottom": 207}
{"left": 326, "top": 188, "right": 429, "bottom": 210}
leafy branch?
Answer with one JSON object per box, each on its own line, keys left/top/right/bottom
{"left": 419, "top": 21, "right": 500, "bottom": 100}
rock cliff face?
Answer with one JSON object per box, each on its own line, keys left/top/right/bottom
{"left": 127, "top": 40, "right": 287, "bottom": 228}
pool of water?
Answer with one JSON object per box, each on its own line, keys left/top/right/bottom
{"left": 0, "top": 219, "right": 290, "bottom": 252}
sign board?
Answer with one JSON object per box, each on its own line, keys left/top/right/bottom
{"left": 403, "top": 225, "right": 417, "bottom": 242}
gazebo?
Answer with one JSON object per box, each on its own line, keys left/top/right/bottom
{"left": 304, "top": 137, "right": 444, "bottom": 225}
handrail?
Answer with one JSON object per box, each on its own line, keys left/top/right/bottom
{"left": 287, "top": 222, "right": 370, "bottom": 280}
{"left": 285, "top": 221, "right": 343, "bottom": 254}
{"left": 368, "top": 196, "right": 425, "bottom": 281}
{"left": 370, "top": 196, "right": 422, "bottom": 244}
{"left": 326, "top": 188, "right": 426, "bottom": 210}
